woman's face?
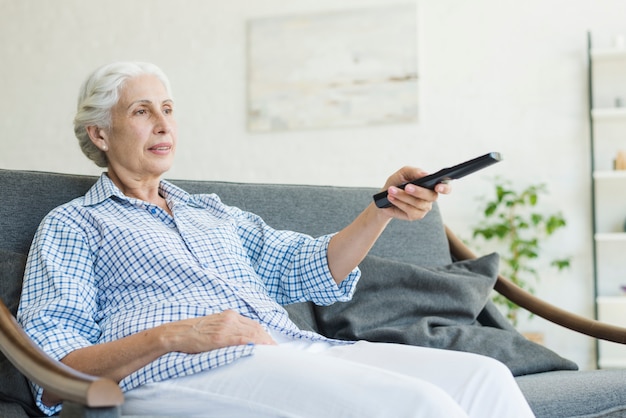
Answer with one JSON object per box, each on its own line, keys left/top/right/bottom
{"left": 99, "top": 74, "right": 177, "bottom": 181}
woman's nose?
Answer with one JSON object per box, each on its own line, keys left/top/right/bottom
{"left": 154, "top": 113, "right": 173, "bottom": 134}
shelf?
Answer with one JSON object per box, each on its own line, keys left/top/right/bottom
{"left": 593, "top": 170, "right": 626, "bottom": 180}
{"left": 595, "top": 232, "right": 626, "bottom": 242}
{"left": 591, "top": 107, "right": 626, "bottom": 120}
{"left": 591, "top": 47, "right": 626, "bottom": 61}
{"left": 598, "top": 357, "right": 626, "bottom": 369}
{"left": 598, "top": 295, "right": 626, "bottom": 303}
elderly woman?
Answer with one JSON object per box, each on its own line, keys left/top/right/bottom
{"left": 17, "top": 62, "right": 534, "bottom": 418}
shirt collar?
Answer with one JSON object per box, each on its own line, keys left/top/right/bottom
{"left": 83, "top": 173, "right": 192, "bottom": 207}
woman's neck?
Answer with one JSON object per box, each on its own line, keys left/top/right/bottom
{"left": 105, "top": 170, "right": 172, "bottom": 215}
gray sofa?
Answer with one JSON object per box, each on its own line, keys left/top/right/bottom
{"left": 2, "top": 168, "right": 626, "bottom": 418}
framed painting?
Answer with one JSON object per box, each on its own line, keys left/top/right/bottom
{"left": 247, "top": 4, "right": 418, "bottom": 132}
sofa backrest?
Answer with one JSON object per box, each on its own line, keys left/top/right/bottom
{"left": 1, "top": 169, "right": 453, "bottom": 267}
{"left": 0, "top": 168, "right": 453, "bottom": 415}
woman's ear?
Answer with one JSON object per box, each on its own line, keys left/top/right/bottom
{"left": 86, "top": 126, "right": 109, "bottom": 151}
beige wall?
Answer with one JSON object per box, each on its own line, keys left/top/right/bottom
{"left": 3, "top": 0, "right": 626, "bottom": 369}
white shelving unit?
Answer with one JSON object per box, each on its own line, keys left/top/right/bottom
{"left": 588, "top": 33, "right": 626, "bottom": 368}
{"left": 590, "top": 47, "right": 626, "bottom": 61}
{"left": 593, "top": 171, "right": 626, "bottom": 180}
{"left": 595, "top": 233, "right": 626, "bottom": 241}
{"left": 591, "top": 108, "right": 626, "bottom": 119}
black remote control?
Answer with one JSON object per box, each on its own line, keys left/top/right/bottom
{"left": 373, "top": 152, "right": 503, "bottom": 208}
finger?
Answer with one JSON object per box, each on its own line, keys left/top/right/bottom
{"left": 403, "top": 184, "right": 439, "bottom": 201}
{"left": 386, "top": 187, "right": 433, "bottom": 220}
{"left": 210, "top": 311, "right": 276, "bottom": 346}
{"left": 434, "top": 182, "right": 452, "bottom": 194}
{"left": 183, "top": 313, "right": 275, "bottom": 350}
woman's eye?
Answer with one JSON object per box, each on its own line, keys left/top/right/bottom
{"left": 134, "top": 109, "right": 147, "bottom": 116}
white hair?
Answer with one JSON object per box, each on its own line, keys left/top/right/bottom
{"left": 74, "top": 62, "right": 172, "bottom": 167}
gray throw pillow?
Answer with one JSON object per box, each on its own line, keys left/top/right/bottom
{"left": 315, "top": 253, "right": 499, "bottom": 339}
{"left": 0, "top": 249, "right": 41, "bottom": 415}
{"left": 314, "top": 253, "right": 578, "bottom": 376}
{"left": 283, "top": 302, "right": 318, "bottom": 333}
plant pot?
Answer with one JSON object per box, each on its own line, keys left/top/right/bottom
{"left": 523, "top": 332, "right": 544, "bottom": 345}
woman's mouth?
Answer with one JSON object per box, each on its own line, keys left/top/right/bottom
{"left": 148, "top": 144, "right": 172, "bottom": 151}
{"left": 148, "top": 143, "right": 172, "bottom": 154}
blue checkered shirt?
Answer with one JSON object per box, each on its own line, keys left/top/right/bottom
{"left": 17, "top": 174, "right": 360, "bottom": 416}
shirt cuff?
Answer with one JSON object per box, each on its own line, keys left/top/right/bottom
{"left": 307, "top": 234, "right": 361, "bottom": 306}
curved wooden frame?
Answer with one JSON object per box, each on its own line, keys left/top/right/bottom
{"left": 445, "top": 226, "right": 626, "bottom": 345}
{"left": 0, "top": 301, "right": 123, "bottom": 409}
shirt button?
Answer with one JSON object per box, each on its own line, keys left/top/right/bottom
{"left": 150, "top": 208, "right": 157, "bottom": 214}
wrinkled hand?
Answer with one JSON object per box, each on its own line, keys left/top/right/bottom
{"left": 380, "top": 166, "right": 451, "bottom": 221}
{"left": 159, "top": 310, "right": 276, "bottom": 354}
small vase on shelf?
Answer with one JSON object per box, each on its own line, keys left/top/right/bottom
{"left": 615, "top": 150, "right": 626, "bottom": 170}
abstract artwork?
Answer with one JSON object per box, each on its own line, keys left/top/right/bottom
{"left": 247, "top": 4, "right": 418, "bottom": 132}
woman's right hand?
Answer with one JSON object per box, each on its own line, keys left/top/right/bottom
{"left": 158, "top": 310, "right": 277, "bottom": 353}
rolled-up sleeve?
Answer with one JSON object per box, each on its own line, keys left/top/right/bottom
{"left": 232, "top": 207, "right": 361, "bottom": 306}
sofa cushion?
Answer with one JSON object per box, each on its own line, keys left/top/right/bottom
{"left": 0, "top": 250, "right": 27, "bottom": 316}
{"left": 0, "top": 402, "right": 30, "bottom": 418}
{"left": 313, "top": 253, "right": 578, "bottom": 376}
{"left": 0, "top": 250, "right": 40, "bottom": 416}
{"left": 517, "top": 369, "right": 626, "bottom": 418}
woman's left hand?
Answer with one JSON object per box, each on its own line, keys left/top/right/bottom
{"left": 380, "top": 166, "right": 451, "bottom": 221}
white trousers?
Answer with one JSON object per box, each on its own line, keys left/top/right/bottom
{"left": 123, "top": 338, "right": 535, "bottom": 418}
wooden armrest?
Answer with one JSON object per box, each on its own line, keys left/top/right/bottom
{"left": 445, "top": 226, "right": 626, "bottom": 345}
{"left": 0, "top": 301, "right": 123, "bottom": 408}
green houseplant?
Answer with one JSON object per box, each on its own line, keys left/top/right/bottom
{"left": 470, "top": 178, "right": 570, "bottom": 326}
